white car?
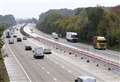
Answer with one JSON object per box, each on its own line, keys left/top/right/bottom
{"left": 44, "top": 48, "right": 52, "bottom": 54}
{"left": 75, "top": 76, "right": 96, "bottom": 82}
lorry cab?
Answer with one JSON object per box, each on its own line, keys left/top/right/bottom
{"left": 75, "top": 76, "right": 96, "bottom": 82}
{"left": 33, "top": 47, "right": 44, "bottom": 59}
{"left": 66, "top": 32, "right": 78, "bottom": 42}
{"left": 93, "top": 36, "right": 107, "bottom": 50}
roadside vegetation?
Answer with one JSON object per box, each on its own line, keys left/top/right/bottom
{"left": 0, "top": 25, "right": 10, "bottom": 82}
{"left": 36, "top": 5, "right": 120, "bottom": 51}
{"left": 0, "top": 14, "right": 16, "bottom": 82}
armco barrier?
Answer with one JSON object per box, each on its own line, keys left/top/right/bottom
{"left": 33, "top": 36, "right": 120, "bottom": 72}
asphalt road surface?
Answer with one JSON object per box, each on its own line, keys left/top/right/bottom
{"left": 4, "top": 24, "right": 120, "bottom": 82}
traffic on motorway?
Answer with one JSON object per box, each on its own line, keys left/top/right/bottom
{"left": 3, "top": 24, "right": 120, "bottom": 82}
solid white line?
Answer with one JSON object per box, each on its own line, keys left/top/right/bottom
{"left": 61, "top": 65, "right": 65, "bottom": 69}
{"left": 42, "top": 67, "right": 45, "bottom": 70}
{"left": 68, "top": 70, "right": 72, "bottom": 73}
{"left": 53, "top": 78, "right": 57, "bottom": 81}
{"left": 55, "top": 62, "right": 58, "bottom": 65}
{"left": 47, "top": 71, "right": 50, "bottom": 74}
{"left": 6, "top": 43, "right": 32, "bottom": 82}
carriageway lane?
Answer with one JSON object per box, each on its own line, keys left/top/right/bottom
{"left": 24, "top": 38, "right": 105, "bottom": 82}
{"left": 9, "top": 39, "right": 76, "bottom": 82}
{"left": 9, "top": 44, "right": 53, "bottom": 82}
{"left": 27, "top": 37, "right": 120, "bottom": 82}
{"left": 3, "top": 43, "right": 30, "bottom": 82}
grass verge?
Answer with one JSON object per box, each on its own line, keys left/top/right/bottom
{"left": 0, "top": 40, "right": 10, "bottom": 82}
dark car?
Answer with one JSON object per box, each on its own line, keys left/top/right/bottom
{"left": 23, "top": 37, "right": 27, "bottom": 40}
{"left": 13, "top": 35, "right": 17, "bottom": 38}
{"left": 25, "top": 46, "right": 32, "bottom": 50}
{"left": 8, "top": 39, "right": 14, "bottom": 44}
{"left": 17, "top": 38, "right": 22, "bottom": 42}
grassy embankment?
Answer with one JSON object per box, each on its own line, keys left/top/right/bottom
{"left": 0, "top": 26, "right": 10, "bottom": 82}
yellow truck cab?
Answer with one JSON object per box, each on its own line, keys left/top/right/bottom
{"left": 93, "top": 36, "right": 107, "bottom": 50}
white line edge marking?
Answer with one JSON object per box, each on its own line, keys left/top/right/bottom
{"left": 6, "top": 43, "right": 32, "bottom": 82}
{"left": 62, "top": 65, "right": 65, "bottom": 68}
{"left": 47, "top": 71, "right": 50, "bottom": 74}
{"left": 53, "top": 78, "right": 57, "bottom": 81}
{"left": 68, "top": 70, "right": 72, "bottom": 73}
{"left": 42, "top": 67, "right": 45, "bottom": 69}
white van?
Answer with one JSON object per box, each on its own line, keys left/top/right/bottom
{"left": 33, "top": 47, "right": 44, "bottom": 59}
{"left": 66, "top": 32, "right": 78, "bottom": 42}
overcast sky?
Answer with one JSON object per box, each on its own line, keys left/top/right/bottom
{"left": 0, "top": 0, "right": 120, "bottom": 19}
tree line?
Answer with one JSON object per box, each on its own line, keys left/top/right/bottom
{"left": 36, "top": 6, "right": 120, "bottom": 50}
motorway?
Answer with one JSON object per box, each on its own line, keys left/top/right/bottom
{"left": 4, "top": 24, "right": 120, "bottom": 82}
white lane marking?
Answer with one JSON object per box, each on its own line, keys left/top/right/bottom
{"left": 61, "top": 65, "right": 65, "bottom": 69}
{"left": 42, "top": 67, "right": 45, "bottom": 70}
{"left": 47, "top": 71, "right": 50, "bottom": 74}
{"left": 53, "top": 78, "right": 57, "bottom": 81}
{"left": 55, "top": 62, "right": 58, "bottom": 65}
{"left": 6, "top": 42, "right": 32, "bottom": 82}
{"left": 68, "top": 70, "right": 72, "bottom": 73}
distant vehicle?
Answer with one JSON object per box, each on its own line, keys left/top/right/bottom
{"left": 6, "top": 31, "right": 11, "bottom": 38}
{"left": 75, "top": 76, "right": 96, "bottom": 82}
{"left": 52, "top": 32, "right": 59, "bottom": 39}
{"left": 13, "top": 35, "right": 17, "bottom": 38}
{"left": 25, "top": 45, "right": 32, "bottom": 50}
{"left": 93, "top": 36, "right": 107, "bottom": 50}
{"left": 17, "top": 38, "right": 22, "bottom": 42}
{"left": 44, "top": 48, "right": 52, "bottom": 54}
{"left": 8, "top": 39, "right": 14, "bottom": 44}
{"left": 16, "top": 28, "right": 18, "bottom": 31}
{"left": 23, "top": 37, "right": 27, "bottom": 40}
{"left": 33, "top": 47, "right": 44, "bottom": 59}
{"left": 66, "top": 32, "right": 78, "bottom": 42}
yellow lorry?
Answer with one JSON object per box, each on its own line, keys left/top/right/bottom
{"left": 93, "top": 36, "right": 107, "bottom": 50}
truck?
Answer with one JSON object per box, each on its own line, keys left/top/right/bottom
{"left": 66, "top": 32, "right": 78, "bottom": 42}
{"left": 93, "top": 36, "right": 107, "bottom": 50}
{"left": 52, "top": 32, "right": 59, "bottom": 39}
{"left": 6, "top": 31, "right": 11, "bottom": 38}
{"left": 33, "top": 47, "right": 44, "bottom": 59}
{"left": 75, "top": 76, "right": 96, "bottom": 82}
